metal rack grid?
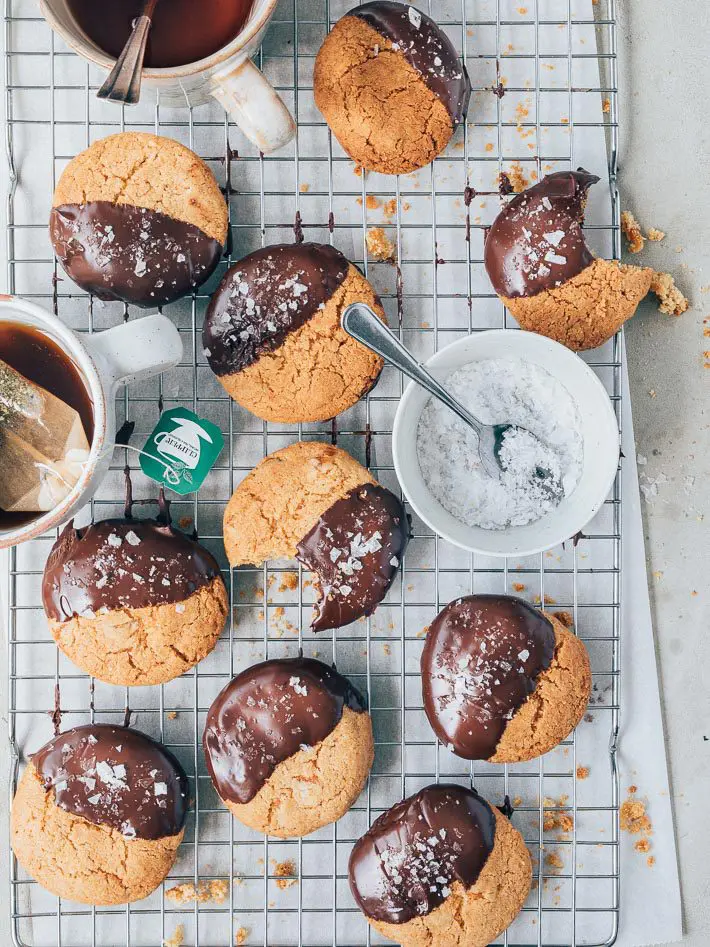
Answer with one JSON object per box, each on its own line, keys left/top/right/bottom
{"left": 4, "top": 0, "right": 622, "bottom": 944}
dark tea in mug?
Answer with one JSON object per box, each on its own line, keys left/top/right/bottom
{"left": 67, "top": 0, "right": 256, "bottom": 69}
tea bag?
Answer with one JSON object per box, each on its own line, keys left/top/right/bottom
{"left": 0, "top": 358, "right": 91, "bottom": 512}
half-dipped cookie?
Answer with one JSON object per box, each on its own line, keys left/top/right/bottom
{"left": 484, "top": 170, "right": 653, "bottom": 350}
{"left": 50, "top": 132, "right": 227, "bottom": 307}
{"left": 42, "top": 517, "right": 228, "bottom": 686}
{"left": 203, "top": 243, "right": 384, "bottom": 423}
{"left": 11, "top": 725, "right": 188, "bottom": 905}
{"left": 223, "top": 441, "right": 409, "bottom": 632}
{"left": 204, "top": 657, "right": 374, "bottom": 837}
{"left": 314, "top": 2, "right": 471, "bottom": 174}
{"left": 421, "top": 595, "right": 591, "bottom": 763}
{"left": 349, "top": 784, "right": 531, "bottom": 947}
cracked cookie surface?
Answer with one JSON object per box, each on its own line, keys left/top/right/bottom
{"left": 224, "top": 441, "right": 374, "bottom": 566}
{"left": 504, "top": 257, "right": 653, "bottom": 350}
{"left": 206, "top": 253, "right": 385, "bottom": 423}
{"left": 48, "top": 576, "right": 228, "bottom": 687}
{"left": 221, "top": 706, "right": 374, "bottom": 838}
{"left": 50, "top": 132, "right": 227, "bottom": 306}
{"left": 11, "top": 765, "right": 184, "bottom": 905}
{"left": 314, "top": 14, "right": 456, "bottom": 174}
{"left": 357, "top": 802, "right": 531, "bottom": 947}
{"left": 491, "top": 611, "right": 591, "bottom": 763}
{"left": 52, "top": 132, "right": 227, "bottom": 242}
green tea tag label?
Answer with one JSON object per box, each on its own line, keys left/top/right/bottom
{"left": 140, "top": 408, "right": 224, "bottom": 496}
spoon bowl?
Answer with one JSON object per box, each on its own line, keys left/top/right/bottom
{"left": 342, "top": 302, "right": 563, "bottom": 501}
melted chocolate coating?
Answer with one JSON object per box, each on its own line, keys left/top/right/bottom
{"left": 32, "top": 724, "right": 189, "bottom": 840}
{"left": 421, "top": 595, "right": 556, "bottom": 760}
{"left": 203, "top": 657, "right": 366, "bottom": 804}
{"left": 42, "top": 518, "right": 222, "bottom": 622}
{"left": 50, "top": 202, "right": 223, "bottom": 308}
{"left": 203, "top": 243, "right": 349, "bottom": 376}
{"left": 296, "top": 483, "right": 409, "bottom": 633}
{"left": 349, "top": 783, "right": 496, "bottom": 924}
{"left": 350, "top": 2, "right": 471, "bottom": 126}
{"left": 483, "top": 170, "right": 600, "bottom": 298}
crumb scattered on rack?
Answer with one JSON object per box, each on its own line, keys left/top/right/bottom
{"left": 512, "top": 582, "right": 526, "bottom": 592}
{"left": 602, "top": 97, "right": 611, "bottom": 113}
{"left": 353, "top": 164, "right": 364, "bottom": 177}
{"left": 544, "top": 851, "right": 564, "bottom": 873}
{"left": 235, "top": 927, "right": 249, "bottom": 945}
{"left": 576, "top": 765, "right": 590, "bottom": 780}
{"left": 271, "top": 859, "right": 298, "bottom": 889}
{"left": 544, "top": 797, "right": 574, "bottom": 836}
{"left": 178, "top": 516, "right": 193, "bottom": 530}
{"left": 366, "top": 227, "right": 396, "bottom": 261}
{"left": 279, "top": 572, "right": 298, "bottom": 593}
{"left": 383, "top": 643, "right": 391, "bottom": 656}
{"left": 166, "top": 879, "right": 229, "bottom": 905}
{"left": 499, "top": 161, "right": 530, "bottom": 193}
{"left": 648, "top": 227, "right": 665, "bottom": 241}
{"left": 366, "top": 195, "right": 380, "bottom": 211}
{"left": 163, "top": 925, "right": 184, "bottom": 947}
{"left": 299, "top": 183, "right": 309, "bottom": 193}
{"left": 650, "top": 271, "right": 689, "bottom": 315}
{"left": 620, "top": 794, "right": 652, "bottom": 835}
{"left": 553, "top": 610, "right": 574, "bottom": 628}
{"left": 647, "top": 855, "right": 656, "bottom": 867}
{"left": 167, "top": 711, "right": 178, "bottom": 720}
{"left": 512, "top": 796, "right": 523, "bottom": 808}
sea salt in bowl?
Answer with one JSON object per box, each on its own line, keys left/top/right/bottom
{"left": 392, "top": 330, "right": 620, "bottom": 557}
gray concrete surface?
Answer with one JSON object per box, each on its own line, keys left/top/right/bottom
{"left": 0, "top": 1, "right": 708, "bottom": 944}
{"left": 618, "top": 2, "right": 710, "bottom": 944}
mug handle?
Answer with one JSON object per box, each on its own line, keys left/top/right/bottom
{"left": 84, "top": 314, "right": 183, "bottom": 390}
{"left": 210, "top": 59, "right": 296, "bottom": 155}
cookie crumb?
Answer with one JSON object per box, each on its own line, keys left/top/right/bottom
{"left": 634, "top": 837, "right": 651, "bottom": 853}
{"left": 621, "top": 211, "right": 645, "bottom": 253}
{"left": 602, "top": 97, "right": 611, "bottom": 113}
{"left": 648, "top": 227, "right": 665, "bottom": 242}
{"left": 178, "top": 516, "right": 193, "bottom": 530}
{"left": 384, "top": 198, "right": 397, "bottom": 218}
{"left": 647, "top": 855, "right": 655, "bottom": 868}
{"left": 353, "top": 165, "right": 364, "bottom": 178}
{"left": 553, "top": 610, "right": 574, "bottom": 628}
{"left": 366, "top": 227, "right": 396, "bottom": 261}
{"left": 544, "top": 851, "right": 564, "bottom": 872}
{"left": 163, "top": 926, "right": 184, "bottom": 947}
{"left": 167, "top": 711, "right": 178, "bottom": 720}
{"left": 165, "top": 879, "right": 229, "bottom": 905}
{"left": 278, "top": 572, "right": 299, "bottom": 593}
{"left": 650, "top": 271, "right": 689, "bottom": 315}
{"left": 365, "top": 195, "right": 381, "bottom": 211}
{"left": 299, "top": 183, "right": 310, "bottom": 193}
{"left": 620, "top": 795, "right": 652, "bottom": 836}
{"left": 235, "top": 927, "right": 249, "bottom": 945}
{"left": 576, "top": 765, "right": 590, "bottom": 780}
{"left": 499, "top": 161, "right": 529, "bottom": 193}
{"left": 272, "top": 859, "right": 298, "bottom": 890}
{"left": 512, "top": 582, "right": 526, "bottom": 592}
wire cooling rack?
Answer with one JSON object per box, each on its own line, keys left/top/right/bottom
{"left": 4, "top": 0, "right": 623, "bottom": 943}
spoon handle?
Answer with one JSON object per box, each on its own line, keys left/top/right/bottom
{"left": 97, "top": 0, "right": 159, "bottom": 104}
{"left": 341, "top": 302, "right": 485, "bottom": 437}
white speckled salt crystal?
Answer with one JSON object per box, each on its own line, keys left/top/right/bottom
{"left": 416, "top": 358, "right": 583, "bottom": 530}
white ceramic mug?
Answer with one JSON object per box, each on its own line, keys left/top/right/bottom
{"left": 0, "top": 296, "right": 183, "bottom": 549}
{"left": 39, "top": 0, "right": 296, "bottom": 155}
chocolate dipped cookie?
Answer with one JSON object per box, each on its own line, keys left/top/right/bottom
{"left": 484, "top": 170, "right": 653, "bottom": 350}
{"left": 42, "top": 517, "right": 228, "bottom": 686}
{"left": 50, "top": 132, "right": 227, "bottom": 307}
{"left": 349, "top": 784, "right": 532, "bottom": 947}
{"left": 204, "top": 657, "right": 374, "bottom": 837}
{"left": 203, "top": 242, "right": 384, "bottom": 423}
{"left": 421, "top": 595, "right": 591, "bottom": 763}
{"left": 11, "top": 725, "right": 188, "bottom": 905}
{"left": 223, "top": 441, "right": 408, "bottom": 632}
{"left": 314, "top": 2, "right": 471, "bottom": 174}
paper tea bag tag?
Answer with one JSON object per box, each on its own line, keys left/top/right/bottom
{"left": 140, "top": 408, "right": 223, "bottom": 495}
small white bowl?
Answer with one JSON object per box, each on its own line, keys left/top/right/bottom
{"left": 392, "top": 330, "right": 620, "bottom": 558}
